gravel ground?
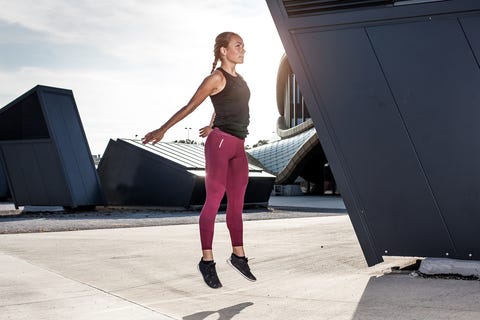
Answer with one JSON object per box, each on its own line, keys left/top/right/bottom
{"left": 0, "top": 203, "right": 343, "bottom": 234}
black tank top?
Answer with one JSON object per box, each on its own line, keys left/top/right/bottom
{"left": 210, "top": 68, "right": 250, "bottom": 139}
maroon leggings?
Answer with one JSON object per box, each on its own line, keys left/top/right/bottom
{"left": 199, "top": 128, "right": 249, "bottom": 250}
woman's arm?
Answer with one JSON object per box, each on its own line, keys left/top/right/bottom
{"left": 199, "top": 112, "right": 216, "bottom": 138}
{"left": 142, "top": 72, "right": 224, "bottom": 144}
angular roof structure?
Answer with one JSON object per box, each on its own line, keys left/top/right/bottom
{"left": 0, "top": 85, "right": 104, "bottom": 208}
{"left": 98, "top": 139, "right": 275, "bottom": 207}
{"left": 127, "top": 139, "right": 266, "bottom": 174}
{"left": 247, "top": 127, "right": 318, "bottom": 184}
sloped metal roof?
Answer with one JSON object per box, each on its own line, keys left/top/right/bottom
{"left": 246, "top": 127, "right": 318, "bottom": 183}
{"left": 123, "top": 139, "right": 265, "bottom": 172}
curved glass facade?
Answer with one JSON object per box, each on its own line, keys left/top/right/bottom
{"left": 285, "top": 72, "right": 310, "bottom": 128}
{"left": 246, "top": 55, "right": 337, "bottom": 195}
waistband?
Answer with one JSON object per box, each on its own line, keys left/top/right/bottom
{"left": 211, "top": 127, "right": 245, "bottom": 141}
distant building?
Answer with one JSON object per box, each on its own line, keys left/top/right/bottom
{"left": 247, "top": 55, "right": 336, "bottom": 195}
{"left": 92, "top": 154, "right": 102, "bottom": 167}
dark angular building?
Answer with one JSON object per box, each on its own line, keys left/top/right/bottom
{"left": 0, "top": 165, "right": 9, "bottom": 200}
{"left": 0, "top": 85, "right": 105, "bottom": 208}
{"left": 267, "top": 0, "right": 480, "bottom": 266}
{"left": 98, "top": 139, "right": 275, "bottom": 208}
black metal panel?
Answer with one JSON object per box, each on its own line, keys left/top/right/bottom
{"left": 0, "top": 161, "right": 9, "bottom": 199}
{"left": 189, "top": 175, "right": 278, "bottom": 208}
{"left": 460, "top": 14, "right": 480, "bottom": 63}
{"left": 0, "top": 142, "right": 71, "bottom": 204}
{"left": 267, "top": 0, "right": 480, "bottom": 265}
{"left": 40, "top": 90, "right": 104, "bottom": 205}
{"left": 294, "top": 27, "right": 455, "bottom": 258}
{"left": 0, "top": 91, "right": 49, "bottom": 141}
{"left": 0, "top": 85, "right": 104, "bottom": 207}
{"left": 245, "top": 175, "right": 278, "bottom": 205}
{"left": 367, "top": 16, "right": 480, "bottom": 257}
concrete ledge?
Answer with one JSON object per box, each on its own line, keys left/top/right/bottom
{"left": 419, "top": 258, "right": 480, "bottom": 278}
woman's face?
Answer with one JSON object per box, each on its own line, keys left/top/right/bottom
{"left": 223, "top": 35, "right": 245, "bottom": 64}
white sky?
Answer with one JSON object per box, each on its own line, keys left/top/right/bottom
{"left": 0, "top": 0, "right": 285, "bottom": 155}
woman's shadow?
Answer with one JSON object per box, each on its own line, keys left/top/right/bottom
{"left": 183, "top": 302, "right": 254, "bottom": 320}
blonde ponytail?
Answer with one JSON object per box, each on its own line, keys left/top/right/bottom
{"left": 211, "top": 57, "right": 219, "bottom": 74}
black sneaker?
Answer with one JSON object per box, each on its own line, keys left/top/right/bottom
{"left": 198, "top": 259, "right": 222, "bottom": 289}
{"left": 227, "top": 253, "right": 257, "bottom": 282}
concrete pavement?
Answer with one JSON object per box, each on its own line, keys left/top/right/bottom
{"left": 0, "top": 197, "right": 479, "bottom": 319}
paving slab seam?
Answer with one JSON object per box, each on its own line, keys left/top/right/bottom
{"left": 0, "top": 251, "right": 177, "bottom": 320}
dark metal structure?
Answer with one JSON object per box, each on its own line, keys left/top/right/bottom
{"left": 97, "top": 139, "right": 275, "bottom": 208}
{"left": 267, "top": 0, "right": 480, "bottom": 266}
{"left": 0, "top": 165, "right": 9, "bottom": 200}
{"left": 0, "top": 85, "right": 105, "bottom": 208}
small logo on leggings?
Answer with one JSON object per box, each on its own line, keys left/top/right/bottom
{"left": 219, "top": 138, "right": 224, "bottom": 149}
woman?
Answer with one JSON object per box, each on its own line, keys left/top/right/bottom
{"left": 142, "top": 32, "right": 256, "bottom": 289}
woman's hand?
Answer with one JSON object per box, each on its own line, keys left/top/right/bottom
{"left": 142, "top": 127, "right": 166, "bottom": 145}
{"left": 199, "top": 126, "right": 213, "bottom": 138}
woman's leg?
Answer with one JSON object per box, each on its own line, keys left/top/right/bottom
{"left": 199, "top": 130, "right": 230, "bottom": 260}
{"left": 225, "top": 143, "right": 249, "bottom": 256}
{"left": 225, "top": 148, "right": 257, "bottom": 282}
